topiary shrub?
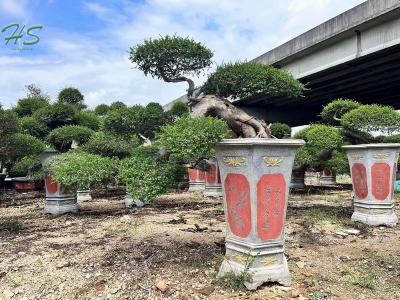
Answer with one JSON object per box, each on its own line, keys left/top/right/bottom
{"left": 73, "top": 111, "right": 101, "bottom": 130}
{"left": 47, "top": 125, "right": 94, "bottom": 152}
{"left": 119, "top": 146, "right": 178, "bottom": 203}
{"left": 94, "top": 104, "right": 110, "bottom": 115}
{"left": 4, "top": 134, "right": 46, "bottom": 161}
{"left": 270, "top": 123, "right": 291, "bottom": 139}
{"left": 202, "top": 62, "right": 304, "bottom": 100}
{"left": 320, "top": 99, "right": 360, "bottom": 126}
{"left": 19, "top": 116, "right": 49, "bottom": 139}
{"left": 33, "top": 103, "right": 76, "bottom": 130}
{"left": 341, "top": 104, "right": 400, "bottom": 136}
{"left": 0, "top": 109, "right": 20, "bottom": 137}
{"left": 170, "top": 101, "right": 189, "bottom": 118}
{"left": 8, "top": 155, "right": 43, "bottom": 180}
{"left": 57, "top": 87, "right": 85, "bottom": 108}
{"left": 82, "top": 132, "right": 140, "bottom": 158}
{"left": 14, "top": 96, "right": 50, "bottom": 117}
{"left": 158, "top": 116, "right": 229, "bottom": 164}
{"left": 293, "top": 124, "right": 343, "bottom": 171}
{"left": 45, "top": 151, "right": 118, "bottom": 190}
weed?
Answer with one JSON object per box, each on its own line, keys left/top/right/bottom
{"left": 342, "top": 269, "right": 377, "bottom": 289}
{"left": 0, "top": 218, "right": 23, "bottom": 233}
{"left": 304, "top": 207, "right": 343, "bottom": 228}
{"left": 213, "top": 252, "right": 255, "bottom": 291}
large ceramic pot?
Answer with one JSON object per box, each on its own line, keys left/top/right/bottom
{"left": 216, "top": 138, "right": 304, "bottom": 289}
{"left": 77, "top": 189, "right": 92, "bottom": 202}
{"left": 40, "top": 151, "right": 79, "bottom": 215}
{"left": 187, "top": 167, "right": 205, "bottom": 192}
{"left": 343, "top": 144, "right": 400, "bottom": 226}
{"left": 203, "top": 158, "right": 222, "bottom": 197}
{"left": 319, "top": 168, "right": 336, "bottom": 186}
{"left": 11, "top": 177, "right": 44, "bottom": 191}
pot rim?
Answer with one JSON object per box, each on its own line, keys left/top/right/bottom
{"left": 342, "top": 143, "right": 400, "bottom": 149}
{"left": 216, "top": 138, "right": 305, "bottom": 146}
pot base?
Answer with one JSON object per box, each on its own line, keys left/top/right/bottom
{"left": 188, "top": 182, "right": 204, "bottom": 192}
{"left": 352, "top": 209, "right": 398, "bottom": 227}
{"left": 203, "top": 185, "right": 222, "bottom": 197}
{"left": 218, "top": 255, "right": 291, "bottom": 290}
{"left": 77, "top": 190, "right": 92, "bottom": 202}
{"left": 44, "top": 196, "right": 79, "bottom": 215}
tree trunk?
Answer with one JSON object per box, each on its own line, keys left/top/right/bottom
{"left": 191, "top": 95, "right": 271, "bottom": 138}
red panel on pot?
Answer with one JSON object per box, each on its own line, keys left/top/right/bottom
{"left": 206, "top": 163, "right": 217, "bottom": 184}
{"left": 351, "top": 163, "right": 368, "bottom": 200}
{"left": 224, "top": 173, "right": 251, "bottom": 238}
{"left": 198, "top": 170, "right": 205, "bottom": 181}
{"left": 392, "top": 163, "right": 397, "bottom": 197}
{"left": 188, "top": 168, "right": 197, "bottom": 181}
{"left": 371, "top": 163, "right": 390, "bottom": 201}
{"left": 45, "top": 176, "right": 58, "bottom": 194}
{"left": 257, "top": 174, "right": 286, "bottom": 241}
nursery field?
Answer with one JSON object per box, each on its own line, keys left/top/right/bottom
{"left": 0, "top": 190, "right": 399, "bottom": 300}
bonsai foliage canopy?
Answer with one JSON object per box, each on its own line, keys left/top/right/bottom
{"left": 129, "top": 35, "right": 305, "bottom": 138}
{"left": 129, "top": 35, "right": 213, "bottom": 96}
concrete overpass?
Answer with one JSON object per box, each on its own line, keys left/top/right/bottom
{"left": 165, "top": 0, "right": 400, "bottom": 126}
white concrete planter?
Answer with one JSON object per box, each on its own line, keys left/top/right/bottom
{"left": 187, "top": 167, "right": 205, "bottom": 192}
{"left": 319, "top": 169, "right": 336, "bottom": 186}
{"left": 77, "top": 190, "right": 92, "bottom": 202}
{"left": 216, "top": 138, "right": 304, "bottom": 289}
{"left": 203, "top": 158, "right": 223, "bottom": 197}
{"left": 343, "top": 144, "right": 400, "bottom": 226}
{"left": 40, "top": 151, "right": 79, "bottom": 215}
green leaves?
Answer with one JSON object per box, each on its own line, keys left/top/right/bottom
{"left": 45, "top": 151, "right": 118, "bottom": 190}
{"left": 119, "top": 147, "right": 178, "bottom": 203}
{"left": 47, "top": 125, "right": 94, "bottom": 152}
{"left": 202, "top": 62, "right": 305, "bottom": 100}
{"left": 341, "top": 104, "right": 400, "bottom": 135}
{"left": 320, "top": 99, "right": 360, "bottom": 126}
{"left": 158, "top": 116, "right": 228, "bottom": 164}
{"left": 83, "top": 132, "right": 139, "bottom": 158}
{"left": 270, "top": 123, "right": 291, "bottom": 139}
{"left": 57, "top": 87, "right": 85, "bottom": 108}
{"left": 129, "top": 35, "right": 213, "bottom": 80}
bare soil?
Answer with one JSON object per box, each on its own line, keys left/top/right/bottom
{"left": 0, "top": 190, "right": 399, "bottom": 300}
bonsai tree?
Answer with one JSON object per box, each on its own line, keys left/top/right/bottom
{"left": 157, "top": 116, "right": 229, "bottom": 166}
{"left": 94, "top": 104, "right": 110, "bottom": 116}
{"left": 293, "top": 124, "right": 344, "bottom": 173}
{"left": 73, "top": 111, "right": 101, "bottom": 130}
{"left": 44, "top": 151, "right": 118, "bottom": 190}
{"left": 33, "top": 103, "right": 76, "bottom": 130}
{"left": 14, "top": 96, "right": 50, "bottom": 117}
{"left": 119, "top": 146, "right": 179, "bottom": 204}
{"left": 19, "top": 116, "right": 50, "bottom": 139}
{"left": 57, "top": 87, "right": 86, "bottom": 108}
{"left": 110, "top": 101, "right": 126, "bottom": 110}
{"left": 47, "top": 125, "right": 94, "bottom": 152}
{"left": 270, "top": 123, "right": 291, "bottom": 139}
{"left": 8, "top": 155, "right": 43, "bottom": 181}
{"left": 83, "top": 131, "right": 140, "bottom": 158}
{"left": 170, "top": 101, "right": 189, "bottom": 119}
{"left": 129, "top": 35, "right": 305, "bottom": 138}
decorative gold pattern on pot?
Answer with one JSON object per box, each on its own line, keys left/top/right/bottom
{"left": 263, "top": 156, "right": 284, "bottom": 167}
{"left": 232, "top": 253, "right": 246, "bottom": 264}
{"left": 350, "top": 154, "right": 363, "bottom": 161}
{"left": 372, "top": 153, "right": 389, "bottom": 160}
{"left": 223, "top": 156, "right": 246, "bottom": 167}
{"left": 262, "top": 257, "right": 277, "bottom": 266}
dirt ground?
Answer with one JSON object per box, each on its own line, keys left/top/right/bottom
{"left": 0, "top": 189, "right": 399, "bottom": 300}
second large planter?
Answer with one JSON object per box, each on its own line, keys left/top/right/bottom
{"left": 343, "top": 144, "right": 399, "bottom": 226}
{"left": 216, "top": 138, "right": 304, "bottom": 289}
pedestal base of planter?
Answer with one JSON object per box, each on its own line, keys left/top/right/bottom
{"left": 218, "top": 238, "right": 291, "bottom": 290}
{"left": 44, "top": 195, "right": 79, "bottom": 215}
{"left": 352, "top": 202, "right": 398, "bottom": 227}
{"left": 203, "top": 185, "right": 222, "bottom": 197}
{"left": 188, "top": 182, "right": 204, "bottom": 192}
{"left": 320, "top": 175, "right": 336, "bottom": 186}
{"left": 77, "top": 190, "right": 92, "bottom": 202}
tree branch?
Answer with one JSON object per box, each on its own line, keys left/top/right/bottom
{"left": 157, "top": 67, "right": 195, "bottom": 97}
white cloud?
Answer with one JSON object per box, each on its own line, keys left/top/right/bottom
{"left": 0, "top": 0, "right": 366, "bottom": 109}
{"left": 0, "top": 0, "right": 28, "bottom": 18}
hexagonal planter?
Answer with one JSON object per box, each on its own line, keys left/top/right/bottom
{"left": 40, "top": 151, "right": 79, "bottom": 215}
{"left": 203, "top": 158, "right": 222, "bottom": 197}
{"left": 77, "top": 189, "right": 92, "bottom": 202}
{"left": 343, "top": 144, "right": 400, "bottom": 226}
{"left": 290, "top": 170, "right": 305, "bottom": 189}
{"left": 187, "top": 167, "right": 205, "bottom": 192}
{"left": 216, "top": 138, "right": 304, "bottom": 289}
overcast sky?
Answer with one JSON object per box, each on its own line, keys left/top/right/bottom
{"left": 0, "top": 0, "right": 365, "bottom": 109}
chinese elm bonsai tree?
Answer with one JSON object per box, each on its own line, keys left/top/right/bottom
{"left": 129, "top": 35, "right": 305, "bottom": 138}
